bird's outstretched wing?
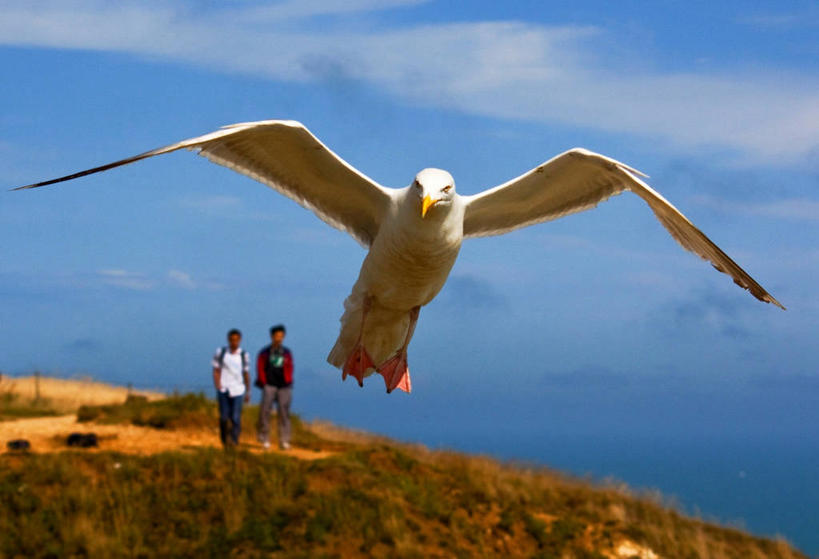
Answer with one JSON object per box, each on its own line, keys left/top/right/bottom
{"left": 13, "top": 120, "right": 393, "bottom": 246}
{"left": 462, "top": 148, "right": 784, "bottom": 309}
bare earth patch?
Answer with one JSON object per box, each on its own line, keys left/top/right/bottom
{"left": 0, "top": 414, "right": 334, "bottom": 460}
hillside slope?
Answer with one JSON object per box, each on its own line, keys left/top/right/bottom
{"left": 0, "top": 380, "right": 807, "bottom": 558}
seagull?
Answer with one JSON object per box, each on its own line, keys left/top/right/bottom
{"left": 13, "top": 120, "right": 784, "bottom": 393}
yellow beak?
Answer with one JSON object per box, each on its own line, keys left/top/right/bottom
{"left": 421, "top": 195, "right": 438, "bottom": 218}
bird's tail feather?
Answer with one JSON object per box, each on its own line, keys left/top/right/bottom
{"left": 327, "top": 294, "right": 411, "bottom": 371}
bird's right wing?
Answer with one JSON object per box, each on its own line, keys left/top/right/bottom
{"left": 13, "top": 120, "right": 394, "bottom": 247}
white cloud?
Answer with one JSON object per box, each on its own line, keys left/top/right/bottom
{"left": 177, "top": 194, "right": 276, "bottom": 221}
{"left": 97, "top": 268, "right": 155, "bottom": 290}
{"left": 692, "top": 195, "right": 819, "bottom": 221}
{"left": 167, "top": 269, "right": 196, "bottom": 289}
{"left": 97, "top": 268, "right": 227, "bottom": 290}
{"left": 1, "top": 1, "right": 817, "bottom": 164}
{"left": 231, "top": 0, "right": 428, "bottom": 22}
{"left": 739, "top": 10, "right": 819, "bottom": 29}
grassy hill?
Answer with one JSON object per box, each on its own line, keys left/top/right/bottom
{"left": 0, "top": 377, "right": 808, "bottom": 558}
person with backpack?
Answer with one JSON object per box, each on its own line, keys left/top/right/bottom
{"left": 255, "top": 324, "right": 294, "bottom": 449}
{"left": 212, "top": 328, "right": 251, "bottom": 447}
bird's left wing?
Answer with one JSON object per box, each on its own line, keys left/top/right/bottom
{"left": 13, "top": 120, "right": 393, "bottom": 246}
{"left": 462, "top": 148, "right": 784, "bottom": 309}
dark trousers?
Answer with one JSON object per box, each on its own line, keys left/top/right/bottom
{"left": 217, "top": 391, "right": 243, "bottom": 446}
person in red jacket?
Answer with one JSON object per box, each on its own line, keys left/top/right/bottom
{"left": 255, "top": 324, "right": 294, "bottom": 449}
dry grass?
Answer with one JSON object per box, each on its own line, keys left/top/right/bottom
{"left": 308, "top": 419, "right": 400, "bottom": 446}
{"left": 0, "top": 374, "right": 162, "bottom": 414}
{"left": 0, "top": 378, "right": 809, "bottom": 558}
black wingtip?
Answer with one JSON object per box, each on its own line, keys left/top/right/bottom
{"left": 10, "top": 183, "right": 37, "bottom": 192}
{"left": 10, "top": 180, "right": 67, "bottom": 191}
{"left": 7, "top": 144, "right": 180, "bottom": 193}
{"left": 10, "top": 174, "right": 89, "bottom": 191}
{"left": 769, "top": 297, "right": 786, "bottom": 311}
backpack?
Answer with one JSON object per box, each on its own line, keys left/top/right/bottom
{"left": 219, "top": 347, "right": 247, "bottom": 371}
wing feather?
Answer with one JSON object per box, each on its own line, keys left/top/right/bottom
{"left": 13, "top": 120, "right": 394, "bottom": 246}
{"left": 463, "top": 149, "right": 784, "bottom": 309}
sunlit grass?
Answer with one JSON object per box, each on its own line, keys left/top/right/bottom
{"left": 0, "top": 384, "right": 807, "bottom": 558}
{"left": 0, "top": 392, "right": 61, "bottom": 421}
{"left": 1, "top": 374, "right": 162, "bottom": 415}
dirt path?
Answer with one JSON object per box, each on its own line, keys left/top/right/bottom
{"left": 1, "top": 415, "right": 335, "bottom": 461}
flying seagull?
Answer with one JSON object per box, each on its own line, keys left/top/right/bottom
{"left": 13, "top": 120, "right": 784, "bottom": 393}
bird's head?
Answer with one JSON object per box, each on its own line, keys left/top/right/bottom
{"left": 412, "top": 168, "right": 456, "bottom": 218}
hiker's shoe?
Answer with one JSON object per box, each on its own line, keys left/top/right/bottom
{"left": 280, "top": 442, "right": 291, "bottom": 451}
{"left": 262, "top": 441, "right": 271, "bottom": 450}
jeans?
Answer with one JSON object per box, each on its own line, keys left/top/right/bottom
{"left": 217, "top": 390, "right": 243, "bottom": 446}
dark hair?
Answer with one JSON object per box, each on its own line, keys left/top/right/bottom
{"left": 270, "top": 324, "right": 286, "bottom": 336}
{"left": 227, "top": 328, "right": 242, "bottom": 338}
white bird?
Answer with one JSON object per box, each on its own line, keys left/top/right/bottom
{"left": 13, "top": 120, "right": 784, "bottom": 393}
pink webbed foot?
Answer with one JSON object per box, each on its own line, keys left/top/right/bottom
{"left": 343, "top": 343, "right": 375, "bottom": 387}
{"left": 378, "top": 352, "right": 412, "bottom": 394}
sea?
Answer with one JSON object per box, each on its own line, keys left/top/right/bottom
{"left": 294, "top": 371, "right": 819, "bottom": 556}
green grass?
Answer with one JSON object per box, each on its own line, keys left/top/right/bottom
{"left": 0, "top": 392, "right": 61, "bottom": 421}
{"left": 0, "top": 444, "right": 805, "bottom": 559}
{"left": 77, "top": 392, "right": 214, "bottom": 428}
{"left": 0, "top": 394, "right": 807, "bottom": 559}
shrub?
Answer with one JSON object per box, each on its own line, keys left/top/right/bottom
{"left": 77, "top": 393, "right": 214, "bottom": 429}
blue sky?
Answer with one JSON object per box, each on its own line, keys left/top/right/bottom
{"left": 2, "top": 0, "right": 818, "bottom": 402}
{"left": 1, "top": 1, "right": 818, "bottom": 435}
{"left": 2, "top": 0, "right": 819, "bottom": 548}
{"left": 2, "top": 0, "right": 817, "bottom": 414}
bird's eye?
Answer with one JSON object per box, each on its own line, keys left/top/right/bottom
{"left": 414, "top": 181, "right": 421, "bottom": 189}
{"left": 442, "top": 185, "right": 452, "bottom": 193}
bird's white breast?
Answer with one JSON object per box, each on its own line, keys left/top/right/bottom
{"left": 355, "top": 193, "right": 465, "bottom": 311}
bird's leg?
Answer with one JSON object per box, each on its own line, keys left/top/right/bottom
{"left": 342, "top": 295, "right": 375, "bottom": 387}
{"left": 377, "top": 306, "right": 420, "bottom": 394}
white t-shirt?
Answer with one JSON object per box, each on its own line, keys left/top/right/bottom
{"left": 212, "top": 347, "right": 250, "bottom": 397}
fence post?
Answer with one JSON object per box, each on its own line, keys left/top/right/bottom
{"left": 34, "top": 370, "right": 41, "bottom": 403}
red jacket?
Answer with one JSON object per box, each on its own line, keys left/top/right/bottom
{"left": 256, "top": 345, "right": 293, "bottom": 387}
